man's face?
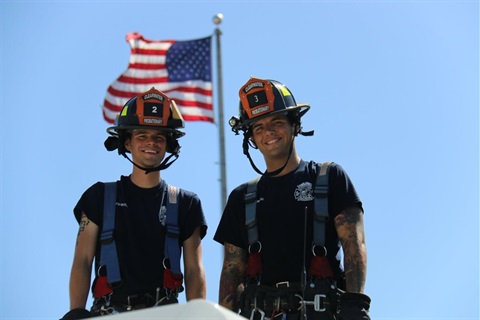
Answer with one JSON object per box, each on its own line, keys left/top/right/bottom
{"left": 250, "top": 114, "right": 295, "bottom": 160}
{"left": 125, "top": 129, "right": 168, "bottom": 167}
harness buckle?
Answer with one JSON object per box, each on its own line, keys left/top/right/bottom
{"left": 275, "top": 281, "right": 290, "bottom": 288}
{"left": 250, "top": 307, "right": 265, "bottom": 320}
{"left": 250, "top": 296, "right": 265, "bottom": 320}
{"left": 301, "top": 293, "right": 327, "bottom": 312}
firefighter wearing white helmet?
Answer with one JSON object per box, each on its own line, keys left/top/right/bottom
{"left": 215, "top": 77, "right": 371, "bottom": 320}
{"left": 62, "top": 88, "right": 207, "bottom": 319}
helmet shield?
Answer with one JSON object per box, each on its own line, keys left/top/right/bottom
{"left": 107, "top": 87, "right": 185, "bottom": 139}
{"left": 230, "top": 77, "right": 310, "bottom": 133}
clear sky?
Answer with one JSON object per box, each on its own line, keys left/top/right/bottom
{"left": 1, "top": 1, "right": 478, "bottom": 319}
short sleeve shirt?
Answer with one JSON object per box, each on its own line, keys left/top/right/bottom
{"left": 213, "top": 160, "right": 362, "bottom": 285}
{"left": 74, "top": 176, "right": 207, "bottom": 296}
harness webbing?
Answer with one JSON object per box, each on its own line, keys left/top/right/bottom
{"left": 164, "top": 185, "right": 181, "bottom": 275}
{"left": 313, "top": 162, "right": 332, "bottom": 248}
{"left": 99, "top": 181, "right": 182, "bottom": 287}
{"left": 245, "top": 177, "right": 260, "bottom": 246}
{"left": 100, "top": 182, "right": 121, "bottom": 284}
{"left": 244, "top": 161, "right": 333, "bottom": 278}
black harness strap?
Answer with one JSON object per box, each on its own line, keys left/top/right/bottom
{"left": 245, "top": 177, "right": 260, "bottom": 246}
{"left": 313, "top": 162, "right": 332, "bottom": 250}
{"left": 244, "top": 162, "right": 333, "bottom": 277}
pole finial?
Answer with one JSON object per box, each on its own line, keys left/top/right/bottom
{"left": 213, "top": 13, "right": 224, "bottom": 25}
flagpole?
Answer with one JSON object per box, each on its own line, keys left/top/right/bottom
{"left": 213, "top": 14, "right": 227, "bottom": 212}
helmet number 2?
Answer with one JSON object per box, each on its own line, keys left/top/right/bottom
{"left": 152, "top": 106, "right": 158, "bottom": 114}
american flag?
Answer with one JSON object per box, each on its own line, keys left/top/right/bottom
{"left": 103, "top": 32, "right": 213, "bottom": 123}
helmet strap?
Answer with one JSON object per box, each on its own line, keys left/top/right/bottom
{"left": 242, "top": 133, "right": 295, "bottom": 177}
{"left": 121, "top": 152, "right": 179, "bottom": 174}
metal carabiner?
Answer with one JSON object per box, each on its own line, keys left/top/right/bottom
{"left": 250, "top": 307, "right": 265, "bottom": 320}
{"left": 250, "top": 297, "right": 265, "bottom": 320}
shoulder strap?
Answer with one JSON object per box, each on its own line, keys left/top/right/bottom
{"left": 313, "top": 161, "right": 333, "bottom": 247}
{"left": 245, "top": 177, "right": 260, "bottom": 246}
{"left": 164, "top": 184, "right": 182, "bottom": 276}
{"left": 100, "top": 182, "right": 122, "bottom": 284}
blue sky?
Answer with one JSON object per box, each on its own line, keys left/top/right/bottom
{"left": 1, "top": 1, "right": 478, "bottom": 319}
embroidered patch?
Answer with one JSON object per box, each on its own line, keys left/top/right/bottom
{"left": 294, "top": 182, "right": 314, "bottom": 201}
{"left": 158, "top": 205, "right": 167, "bottom": 226}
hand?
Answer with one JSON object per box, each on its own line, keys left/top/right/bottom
{"left": 60, "top": 308, "right": 91, "bottom": 320}
{"left": 337, "top": 292, "right": 371, "bottom": 320}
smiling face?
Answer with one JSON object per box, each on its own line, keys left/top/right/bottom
{"left": 124, "top": 129, "right": 168, "bottom": 168}
{"left": 250, "top": 113, "right": 296, "bottom": 162}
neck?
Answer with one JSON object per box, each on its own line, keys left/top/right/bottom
{"left": 130, "top": 166, "right": 161, "bottom": 188}
{"left": 265, "top": 150, "right": 301, "bottom": 177}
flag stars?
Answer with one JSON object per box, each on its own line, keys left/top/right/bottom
{"left": 166, "top": 38, "right": 212, "bottom": 82}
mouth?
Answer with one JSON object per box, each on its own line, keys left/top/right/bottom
{"left": 265, "top": 137, "right": 280, "bottom": 145}
{"left": 142, "top": 149, "right": 159, "bottom": 154}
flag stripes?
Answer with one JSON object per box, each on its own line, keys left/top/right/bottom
{"left": 102, "top": 32, "right": 213, "bottom": 123}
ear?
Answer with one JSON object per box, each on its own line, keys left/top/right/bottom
{"left": 249, "top": 136, "right": 258, "bottom": 148}
{"left": 125, "top": 139, "right": 131, "bottom": 152}
{"left": 293, "top": 123, "right": 301, "bottom": 136}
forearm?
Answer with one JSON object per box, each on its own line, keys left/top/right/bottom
{"left": 219, "top": 268, "right": 244, "bottom": 311}
{"left": 343, "top": 241, "right": 367, "bottom": 293}
{"left": 69, "top": 260, "right": 92, "bottom": 309}
{"left": 218, "top": 243, "right": 247, "bottom": 311}
{"left": 335, "top": 206, "right": 368, "bottom": 293}
{"left": 184, "top": 266, "right": 206, "bottom": 300}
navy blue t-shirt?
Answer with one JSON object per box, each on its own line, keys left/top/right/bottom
{"left": 74, "top": 176, "right": 207, "bottom": 297}
{"left": 213, "top": 160, "right": 362, "bottom": 285}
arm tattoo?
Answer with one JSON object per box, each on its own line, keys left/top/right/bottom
{"left": 219, "top": 243, "right": 247, "bottom": 310}
{"left": 335, "top": 206, "right": 367, "bottom": 293}
{"left": 76, "top": 213, "right": 91, "bottom": 240}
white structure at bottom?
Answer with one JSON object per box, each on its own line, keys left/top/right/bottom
{"left": 91, "top": 299, "right": 244, "bottom": 319}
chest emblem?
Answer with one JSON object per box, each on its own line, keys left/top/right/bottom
{"left": 294, "top": 182, "right": 314, "bottom": 201}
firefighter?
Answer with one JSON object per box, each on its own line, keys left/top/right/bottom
{"left": 61, "top": 88, "right": 207, "bottom": 319}
{"left": 214, "top": 77, "right": 371, "bottom": 319}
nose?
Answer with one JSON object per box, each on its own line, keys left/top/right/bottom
{"left": 265, "top": 122, "right": 276, "bottom": 133}
{"left": 145, "top": 135, "right": 157, "bottom": 145}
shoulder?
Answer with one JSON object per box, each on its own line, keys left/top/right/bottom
{"left": 228, "top": 178, "right": 259, "bottom": 200}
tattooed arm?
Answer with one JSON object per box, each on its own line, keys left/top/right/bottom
{"left": 218, "top": 242, "right": 248, "bottom": 311}
{"left": 334, "top": 206, "right": 367, "bottom": 293}
{"left": 69, "top": 212, "right": 98, "bottom": 310}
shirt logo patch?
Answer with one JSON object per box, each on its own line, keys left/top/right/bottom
{"left": 294, "top": 182, "right": 314, "bottom": 201}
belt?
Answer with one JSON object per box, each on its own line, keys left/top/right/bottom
{"left": 94, "top": 289, "right": 179, "bottom": 312}
{"left": 241, "top": 281, "right": 335, "bottom": 315}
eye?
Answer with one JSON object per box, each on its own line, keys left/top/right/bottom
{"left": 154, "top": 135, "right": 166, "bottom": 143}
{"left": 253, "top": 125, "right": 263, "bottom": 134}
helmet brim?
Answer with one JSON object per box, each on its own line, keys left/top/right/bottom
{"left": 106, "top": 125, "right": 186, "bottom": 139}
{"left": 235, "top": 103, "right": 310, "bottom": 132}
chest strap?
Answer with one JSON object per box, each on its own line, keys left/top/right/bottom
{"left": 100, "top": 182, "right": 121, "bottom": 285}
{"left": 164, "top": 185, "right": 181, "bottom": 275}
{"left": 99, "top": 182, "right": 182, "bottom": 289}
{"left": 245, "top": 177, "right": 260, "bottom": 246}
{"left": 313, "top": 161, "right": 332, "bottom": 249}
{"left": 244, "top": 162, "right": 333, "bottom": 279}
